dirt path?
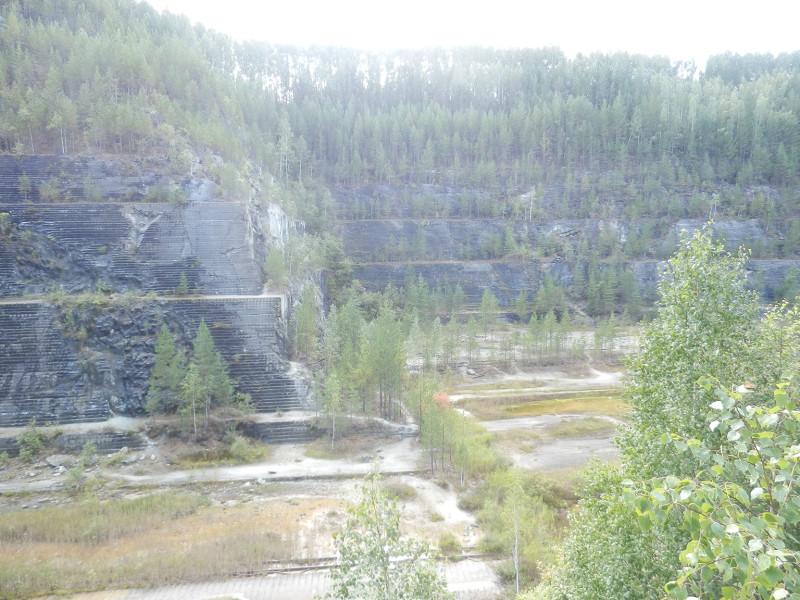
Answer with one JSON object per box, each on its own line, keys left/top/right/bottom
{"left": 449, "top": 366, "right": 624, "bottom": 403}
{"left": 117, "top": 436, "right": 421, "bottom": 487}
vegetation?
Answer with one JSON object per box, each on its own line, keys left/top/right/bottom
{"left": 535, "top": 228, "right": 800, "bottom": 599}
{"left": 628, "top": 379, "right": 800, "bottom": 600}
{"left": 3, "top": 1, "right": 800, "bottom": 598}
{"left": 0, "top": 492, "right": 297, "bottom": 599}
{"left": 146, "top": 320, "right": 236, "bottom": 441}
{"left": 16, "top": 419, "right": 43, "bottom": 462}
{"left": 327, "top": 475, "right": 451, "bottom": 600}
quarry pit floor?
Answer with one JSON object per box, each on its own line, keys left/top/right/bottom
{"left": 0, "top": 364, "right": 625, "bottom": 600}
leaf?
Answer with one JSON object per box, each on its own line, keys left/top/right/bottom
{"left": 638, "top": 514, "right": 653, "bottom": 532}
{"left": 751, "top": 487, "right": 764, "bottom": 501}
{"left": 749, "top": 538, "right": 764, "bottom": 552}
{"left": 725, "top": 523, "right": 740, "bottom": 535}
{"left": 761, "top": 566, "right": 783, "bottom": 586}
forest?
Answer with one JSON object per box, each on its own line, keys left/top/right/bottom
{"left": 2, "top": 1, "right": 800, "bottom": 206}
{"left": 2, "top": 1, "right": 800, "bottom": 599}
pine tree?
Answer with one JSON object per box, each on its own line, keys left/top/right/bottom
{"left": 146, "top": 325, "right": 187, "bottom": 416}
{"left": 180, "top": 319, "right": 234, "bottom": 438}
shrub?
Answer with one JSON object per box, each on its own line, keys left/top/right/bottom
{"left": 381, "top": 481, "right": 417, "bottom": 501}
{"left": 438, "top": 531, "right": 461, "bottom": 555}
{"left": 17, "top": 420, "right": 43, "bottom": 462}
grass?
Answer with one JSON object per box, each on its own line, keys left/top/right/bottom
{"left": 304, "top": 435, "right": 376, "bottom": 460}
{"left": 0, "top": 491, "right": 335, "bottom": 598}
{"left": 176, "top": 439, "right": 270, "bottom": 468}
{"left": 546, "top": 416, "right": 619, "bottom": 438}
{"left": 382, "top": 481, "right": 417, "bottom": 501}
{"left": 491, "top": 416, "right": 620, "bottom": 457}
{"left": 461, "top": 391, "right": 628, "bottom": 420}
{"left": 0, "top": 492, "right": 209, "bottom": 544}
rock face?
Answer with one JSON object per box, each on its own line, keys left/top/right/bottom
{"left": 0, "top": 155, "right": 308, "bottom": 426}
{"left": 336, "top": 187, "right": 797, "bottom": 308}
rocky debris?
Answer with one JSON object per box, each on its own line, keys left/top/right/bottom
{"left": 45, "top": 454, "right": 75, "bottom": 468}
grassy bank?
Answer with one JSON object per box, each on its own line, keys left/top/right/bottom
{"left": 0, "top": 491, "right": 305, "bottom": 598}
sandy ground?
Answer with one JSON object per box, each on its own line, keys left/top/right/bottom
{"left": 0, "top": 365, "right": 625, "bottom": 600}
{"left": 449, "top": 366, "right": 624, "bottom": 402}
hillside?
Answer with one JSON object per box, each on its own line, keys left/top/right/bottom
{"left": 0, "top": 0, "right": 799, "bottom": 426}
{"left": 3, "top": 0, "right": 799, "bottom": 318}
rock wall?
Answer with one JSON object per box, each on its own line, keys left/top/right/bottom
{"left": 0, "top": 155, "right": 308, "bottom": 426}
{"left": 341, "top": 215, "right": 796, "bottom": 308}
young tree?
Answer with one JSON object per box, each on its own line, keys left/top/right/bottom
{"left": 180, "top": 319, "right": 234, "bottom": 438}
{"left": 465, "top": 315, "right": 479, "bottom": 363}
{"left": 548, "top": 226, "right": 763, "bottom": 600}
{"left": 327, "top": 475, "right": 451, "bottom": 600}
{"left": 292, "top": 284, "right": 319, "bottom": 360}
{"left": 479, "top": 288, "right": 500, "bottom": 340}
{"left": 514, "top": 289, "right": 529, "bottom": 323}
{"left": 263, "top": 247, "right": 288, "bottom": 289}
{"left": 629, "top": 379, "right": 800, "bottom": 600}
{"left": 360, "top": 305, "right": 406, "bottom": 420}
{"left": 323, "top": 370, "right": 345, "bottom": 448}
{"left": 619, "top": 226, "right": 760, "bottom": 479}
{"left": 145, "top": 325, "right": 187, "bottom": 415}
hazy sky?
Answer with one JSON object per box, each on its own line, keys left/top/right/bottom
{"left": 143, "top": 0, "right": 799, "bottom": 68}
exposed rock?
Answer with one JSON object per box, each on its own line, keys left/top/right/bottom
{"left": 0, "top": 156, "right": 311, "bottom": 427}
{"left": 45, "top": 455, "right": 75, "bottom": 468}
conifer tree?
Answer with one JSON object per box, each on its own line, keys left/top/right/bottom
{"left": 145, "top": 325, "right": 187, "bottom": 415}
{"left": 180, "top": 319, "right": 234, "bottom": 438}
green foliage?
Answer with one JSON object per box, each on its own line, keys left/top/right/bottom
{"left": 17, "top": 419, "right": 43, "bottom": 462}
{"left": 479, "top": 288, "right": 500, "bottom": 339}
{"left": 628, "top": 379, "right": 800, "bottom": 600}
{"left": 224, "top": 429, "right": 266, "bottom": 463}
{"left": 146, "top": 325, "right": 188, "bottom": 415}
{"left": 382, "top": 481, "right": 417, "bottom": 501}
{"left": 179, "top": 319, "right": 235, "bottom": 439}
{"left": 292, "top": 284, "right": 319, "bottom": 360}
{"left": 466, "top": 469, "right": 566, "bottom": 593}
{"left": 546, "top": 226, "right": 766, "bottom": 600}
{"left": 327, "top": 475, "right": 451, "bottom": 600}
{"left": 175, "top": 272, "right": 190, "bottom": 296}
{"left": 358, "top": 304, "right": 406, "bottom": 420}
{"left": 556, "top": 462, "right": 682, "bottom": 600}
{"left": 263, "top": 247, "right": 288, "bottom": 288}
{"left": 438, "top": 532, "right": 461, "bottom": 556}
{"left": 79, "top": 440, "right": 97, "bottom": 466}
{"left": 619, "top": 225, "right": 760, "bottom": 479}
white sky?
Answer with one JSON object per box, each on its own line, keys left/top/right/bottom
{"left": 143, "top": 0, "right": 800, "bottom": 68}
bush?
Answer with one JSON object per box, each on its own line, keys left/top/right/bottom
{"left": 228, "top": 435, "right": 265, "bottom": 463}
{"left": 381, "top": 481, "right": 417, "bottom": 501}
{"left": 17, "top": 420, "right": 43, "bottom": 462}
{"left": 224, "top": 429, "right": 268, "bottom": 463}
{"left": 438, "top": 531, "right": 461, "bottom": 555}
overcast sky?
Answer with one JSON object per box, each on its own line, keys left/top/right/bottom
{"left": 143, "top": 0, "right": 799, "bottom": 69}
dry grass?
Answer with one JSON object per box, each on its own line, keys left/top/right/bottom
{"left": 304, "top": 435, "right": 378, "bottom": 460}
{"left": 462, "top": 391, "right": 628, "bottom": 420}
{"left": 0, "top": 491, "right": 342, "bottom": 599}
{"left": 546, "top": 416, "right": 619, "bottom": 438}
{"left": 382, "top": 481, "right": 417, "bottom": 501}
{"left": 491, "top": 416, "right": 620, "bottom": 458}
